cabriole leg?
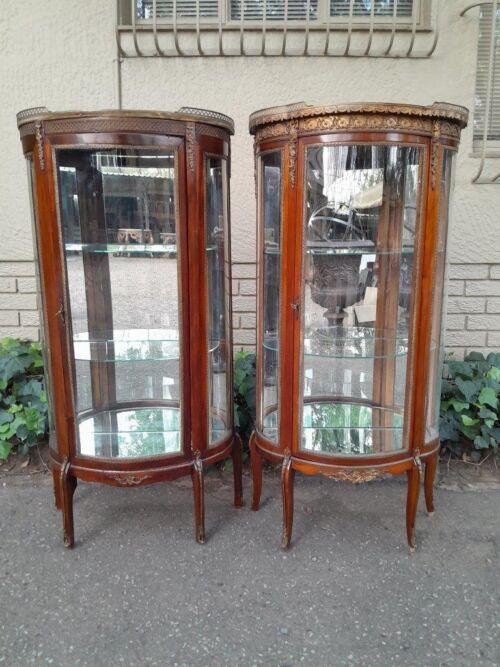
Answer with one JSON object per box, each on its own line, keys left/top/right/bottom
{"left": 249, "top": 431, "right": 262, "bottom": 511}
{"left": 52, "top": 466, "right": 62, "bottom": 511}
{"left": 191, "top": 453, "right": 205, "bottom": 544}
{"left": 281, "top": 452, "right": 295, "bottom": 550}
{"left": 232, "top": 434, "right": 244, "bottom": 508}
{"left": 406, "top": 463, "right": 421, "bottom": 552}
{"left": 59, "top": 459, "right": 77, "bottom": 548}
{"left": 424, "top": 451, "right": 438, "bottom": 515}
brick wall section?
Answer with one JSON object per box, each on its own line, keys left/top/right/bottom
{"left": 0, "top": 261, "right": 39, "bottom": 340}
{"left": 2, "top": 259, "right": 499, "bottom": 359}
{"left": 232, "top": 262, "right": 256, "bottom": 351}
{"left": 445, "top": 263, "right": 500, "bottom": 358}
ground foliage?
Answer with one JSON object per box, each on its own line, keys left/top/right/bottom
{"left": 0, "top": 338, "right": 48, "bottom": 460}
{"left": 440, "top": 352, "right": 500, "bottom": 458}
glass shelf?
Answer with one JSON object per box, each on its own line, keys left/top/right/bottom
{"left": 304, "top": 326, "right": 408, "bottom": 359}
{"left": 65, "top": 243, "right": 216, "bottom": 255}
{"left": 73, "top": 329, "right": 221, "bottom": 362}
{"left": 263, "top": 243, "right": 414, "bottom": 257}
{"left": 301, "top": 401, "right": 404, "bottom": 455}
{"left": 305, "top": 241, "right": 414, "bottom": 257}
{"left": 65, "top": 243, "right": 177, "bottom": 255}
{"left": 78, "top": 407, "right": 182, "bottom": 458}
{"left": 261, "top": 402, "right": 404, "bottom": 454}
{"left": 73, "top": 329, "right": 180, "bottom": 362}
{"left": 78, "top": 406, "right": 226, "bottom": 458}
{"left": 264, "top": 327, "right": 408, "bottom": 359}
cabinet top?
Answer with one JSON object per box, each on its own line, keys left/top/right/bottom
{"left": 249, "top": 101, "right": 468, "bottom": 134}
{"left": 16, "top": 106, "right": 234, "bottom": 134}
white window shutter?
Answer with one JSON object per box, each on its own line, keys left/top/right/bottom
{"left": 330, "top": 0, "right": 413, "bottom": 18}
{"left": 230, "top": 0, "right": 319, "bottom": 22}
{"left": 474, "top": 5, "right": 500, "bottom": 141}
{"left": 138, "top": 0, "right": 219, "bottom": 19}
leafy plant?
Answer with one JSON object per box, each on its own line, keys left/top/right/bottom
{"left": 233, "top": 351, "right": 256, "bottom": 448}
{"left": 440, "top": 351, "right": 500, "bottom": 454}
{"left": 0, "top": 337, "right": 48, "bottom": 460}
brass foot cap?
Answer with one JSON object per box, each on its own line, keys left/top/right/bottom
{"left": 281, "top": 536, "right": 291, "bottom": 550}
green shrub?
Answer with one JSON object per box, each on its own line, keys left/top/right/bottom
{"left": 0, "top": 337, "right": 48, "bottom": 460}
{"left": 233, "top": 350, "right": 256, "bottom": 447}
{"left": 440, "top": 351, "right": 500, "bottom": 455}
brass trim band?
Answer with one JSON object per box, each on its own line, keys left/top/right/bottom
{"left": 249, "top": 101, "right": 468, "bottom": 133}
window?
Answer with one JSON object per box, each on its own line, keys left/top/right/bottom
{"left": 137, "top": 0, "right": 218, "bottom": 20}
{"left": 474, "top": 4, "right": 500, "bottom": 148}
{"left": 330, "top": 0, "right": 413, "bottom": 19}
{"left": 134, "top": 0, "right": 417, "bottom": 25}
{"left": 119, "top": 0, "right": 432, "bottom": 58}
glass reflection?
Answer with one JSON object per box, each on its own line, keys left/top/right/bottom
{"left": 302, "top": 402, "right": 404, "bottom": 455}
{"left": 57, "top": 148, "right": 182, "bottom": 459}
{"left": 260, "top": 151, "right": 282, "bottom": 441}
{"left": 206, "top": 156, "right": 231, "bottom": 444}
{"left": 78, "top": 407, "right": 180, "bottom": 458}
{"left": 300, "top": 144, "right": 421, "bottom": 455}
{"left": 426, "top": 150, "right": 455, "bottom": 442}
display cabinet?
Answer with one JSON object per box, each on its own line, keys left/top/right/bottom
{"left": 249, "top": 102, "right": 467, "bottom": 550}
{"left": 17, "top": 107, "right": 242, "bottom": 547}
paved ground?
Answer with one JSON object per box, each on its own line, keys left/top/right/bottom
{"left": 0, "top": 469, "right": 499, "bottom": 667}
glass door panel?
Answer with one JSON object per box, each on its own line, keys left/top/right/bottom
{"left": 300, "top": 144, "right": 422, "bottom": 455}
{"left": 259, "top": 151, "right": 282, "bottom": 442}
{"left": 56, "top": 148, "right": 182, "bottom": 458}
{"left": 206, "top": 156, "right": 231, "bottom": 445}
{"left": 27, "top": 156, "right": 56, "bottom": 441}
{"left": 425, "top": 150, "right": 455, "bottom": 443}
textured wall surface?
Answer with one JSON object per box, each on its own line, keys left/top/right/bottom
{"left": 1, "top": 1, "right": 499, "bottom": 356}
{"left": 0, "top": 0, "right": 117, "bottom": 336}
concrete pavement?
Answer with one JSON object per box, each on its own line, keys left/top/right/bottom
{"left": 0, "top": 469, "right": 498, "bottom": 666}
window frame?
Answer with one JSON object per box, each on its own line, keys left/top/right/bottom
{"left": 121, "top": 0, "right": 429, "bottom": 31}
{"left": 472, "top": 3, "right": 500, "bottom": 155}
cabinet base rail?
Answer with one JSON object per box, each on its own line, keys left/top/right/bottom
{"left": 250, "top": 430, "right": 439, "bottom": 551}
{"left": 49, "top": 435, "right": 243, "bottom": 548}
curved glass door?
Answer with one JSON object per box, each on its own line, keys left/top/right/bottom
{"left": 56, "top": 147, "right": 182, "bottom": 458}
{"left": 300, "top": 144, "right": 423, "bottom": 456}
{"left": 206, "top": 156, "right": 231, "bottom": 445}
{"left": 425, "top": 149, "right": 455, "bottom": 443}
{"left": 258, "top": 151, "right": 282, "bottom": 442}
{"left": 27, "top": 156, "right": 56, "bottom": 444}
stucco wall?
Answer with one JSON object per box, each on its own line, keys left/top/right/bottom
{"left": 1, "top": 0, "right": 499, "bottom": 356}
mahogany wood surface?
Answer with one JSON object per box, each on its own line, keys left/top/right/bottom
{"left": 18, "top": 110, "right": 242, "bottom": 547}
{"left": 250, "top": 104, "right": 466, "bottom": 551}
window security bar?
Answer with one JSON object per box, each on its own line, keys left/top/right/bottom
{"left": 116, "top": 0, "right": 439, "bottom": 58}
{"left": 462, "top": 1, "right": 500, "bottom": 183}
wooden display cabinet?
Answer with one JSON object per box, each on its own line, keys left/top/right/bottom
{"left": 249, "top": 102, "right": 468, "bottom": 550}
{"left": 17, "top": 107, "right": 243, "bottom": 547}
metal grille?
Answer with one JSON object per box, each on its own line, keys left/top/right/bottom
{"left": 117, "top": 0, "right": 438, "bottom": 57}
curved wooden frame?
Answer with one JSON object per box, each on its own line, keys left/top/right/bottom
{"left": 18, "top": 108, "right": 243, "bottom": 547}
{"left": 249, "top": 101, "right": 468, "bottom": 551}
